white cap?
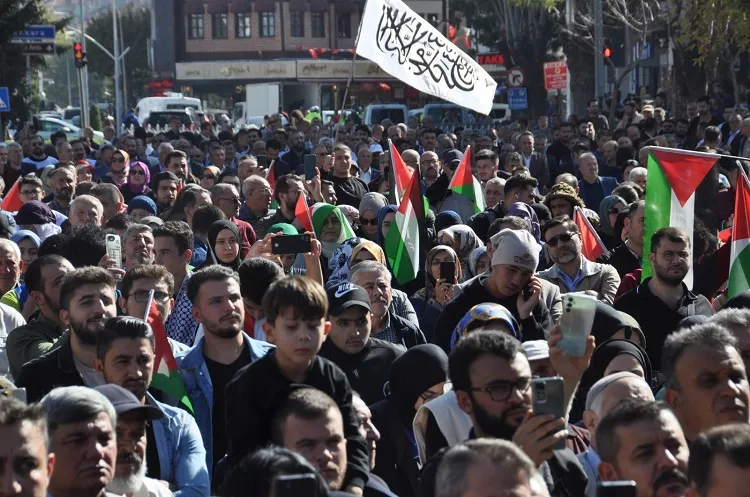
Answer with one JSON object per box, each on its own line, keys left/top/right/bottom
{"left": 522, "top": 340, "right": 549, "bottom": 362}
{"left": 490, "top": 229, "right": 540, "bottom": 272}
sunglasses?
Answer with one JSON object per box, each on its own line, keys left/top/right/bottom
{"left": 130, "top": 169, "right": 145, "bottom": 176}
{"left": 360, "top": 217, "right": 378, "bottom": 226}
{"left": 546, "top": 233, "right": 574, "bottom": 247}
{"left": 201, "top": 175, "right": 216, "bottom": 180}
{"left": 608, "top": 207, "right": 623, "bottom": 214}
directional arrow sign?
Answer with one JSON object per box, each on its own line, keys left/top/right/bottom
{"left": 507, "top": 66, "right": 526, "bottom": 88}
{"left": 22, "top": 42, "right": 55, "bottom": 55}
{"left": 0, "top": 88, "right": 11, "bottom": 113}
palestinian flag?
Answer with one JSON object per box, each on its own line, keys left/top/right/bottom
{"left": 266, "top": 160, "right": 279, "bottom": 210}
{"left": 295, "top": 192, "right": 313, "bottom": 232}
{"left": 1, "top": 177, "right": 22, "bottom": 212}
{"left": 574, "top": 206, "right": 608, "bottom": 260}
{"left": 390, "top": 139, "right": 413, "bottom": 199}
{"left": 729, "top": 172, "right": 750, "bottom": 298}
{"left": 642, "top": 147, "right": 719, "bottom": 289}
{"left": 146, "top": 297, "right": 194, "bottom": 414}
{"left": 385, "top": 163, "right": 424, "bottom": 285}
{"left": 447, "top": 145, "right": 485, "bottom": 215}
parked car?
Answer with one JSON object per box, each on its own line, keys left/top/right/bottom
{"left": 34, "top": 116, "right": 104, "bottom": 142}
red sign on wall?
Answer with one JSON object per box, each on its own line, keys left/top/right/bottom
{"left": 543, "top": 61, "right": 568, "bottom": 90}
{"left": 477, "top": 53, "right": 506, "bottom": 65}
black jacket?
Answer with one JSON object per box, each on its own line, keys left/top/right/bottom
{"left": 615, "top": 278, "right": 714, "bottom": 371}
{"left": 318, "top": 338, "right": 404, "bottom": 406}
{"left": 599, "top": 243, "right": 640, "bottom": 278}
{"left": 224, "top": 351, "right": 370, "bottom": 490}
{"left": 376, "top": 311, "right": 427, "bottom": 350}
{"left": 434, "top": 275, "right": 551, "bottom": 353}
{"left": 467, "top": 204, "right": 505, "bottom": 243}
{"left": 425, "top": 174, "right": 449, "bottom": 208}
{"left": 15, "top": 332, "right": 85, "bottom": 402}
{"left": 370, "top": 399, "right": 421, "bottom": 497}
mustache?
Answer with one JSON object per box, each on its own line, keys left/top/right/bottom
{"left": 117, "top": 452, "right": 143, "bottom": 466}
{"left": 653, "top": 469, "right": 688, "bottom": 494}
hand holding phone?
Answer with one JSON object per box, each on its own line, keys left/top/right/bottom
{"left": 304, "top": 154, "right": 317, "bottom": 180}
{"left": 531, "top": 377, "right": 566, "bottom": 451}
{"left": 271, "top": 234, "right": 313, "bottom": 255}
{"left": 105, "top": 234, "right": 122, "bottom": 269}
{"left": 439, "top": 261, "right": 456, "bottom": 284}
{"left": 558, "top": 293, "right": 597, "bottom": 356}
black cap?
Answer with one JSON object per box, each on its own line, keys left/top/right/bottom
{"left": 94, "top": 384, "right": 164, "bottom": 420}
{"left": 326, "top": 283, "right": 371, "bottom": 316}
{"left": 442, "top": 149, "right": 464, "bottom": 170}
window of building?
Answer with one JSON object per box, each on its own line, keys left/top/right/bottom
{"left": 187, "top": 13, "right": 204, "bottom": 39}
{"left": 311, "top": 12, "right": 325, "bottom": 38}
{"left": 337, "top": 14, "right": 351, "bottom": 38}
{"left": 212, "top": 13, "right": 228, "bottom": 38}
{"left": 260, "top": 11, "right": 275, "bottom": 37}
{"left": 290, "top": 11, "right": 304, "bottom": 37}
{"left": 235, "top": 12, "right": 251, "bottom": 38}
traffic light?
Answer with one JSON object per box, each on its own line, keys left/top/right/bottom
{"left": 74, "top": 42, "right": 87, "bottom": 68}
{"left": 603, "top": 37, "right": 612, "bottom": 59}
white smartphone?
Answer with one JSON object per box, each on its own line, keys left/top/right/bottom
{"left": 105, "top": 234, "right": 122, "bottom": 269}
{"left": 559, "top": 293, "right": 597, "bottom": 356}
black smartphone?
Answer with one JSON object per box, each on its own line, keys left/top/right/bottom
{"left": 304, "top": 154, "right": 317, "bottom": 180}
{"left": 274, "top": 474, "right": 319, "bottom": 497}
{"left": 532, "top": 377, "right": 566, "bottom": 451}
{"left": 257, "top": 155, "right": 268, "bottom": 168}
{"left": 271, "top": 234, "right": 312, "bottom": 255}
{"left": 439, "top": 261, "right": 456, "bottom": 283}
{"left": 597, "top": 481, "right": 637, "bottom": 497}
{"left": 522, "top": 283, "right": 533, "bottom": 300}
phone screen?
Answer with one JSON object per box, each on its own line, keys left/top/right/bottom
{"left": 257, "top": 155, "right": 268, "bottom": 168}
{"left": 439, "top": 261, "right": 456, "bottom": 283}
{"left": 304, "top": 154, "right": 317, "bottom": 180}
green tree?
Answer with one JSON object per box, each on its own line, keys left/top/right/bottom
{"left": 89, "top": 102, "right": 102, "bottom": 130}
{"left": 85, "top": 5, "right": 152, "bottom": 108}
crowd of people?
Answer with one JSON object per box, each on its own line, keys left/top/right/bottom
{"left": 1, "top": 91, "right": 750, "bottom": 497}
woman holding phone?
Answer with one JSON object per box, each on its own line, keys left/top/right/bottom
{"left": 410, "top": 245, "right": 461, "bottom": 343}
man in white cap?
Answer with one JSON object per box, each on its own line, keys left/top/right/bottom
{"left": 522, "top": 340, "right": 556, "bottom": 378}
{"left": 435, "top": 228, "right": 552, "bottom": 352}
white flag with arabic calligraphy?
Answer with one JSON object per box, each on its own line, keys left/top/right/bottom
{"left": 356, "top": 0, "right": 497, "bottom": 115}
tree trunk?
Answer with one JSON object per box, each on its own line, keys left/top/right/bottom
{"left": 566, "top": 42, "right": 596, "bottom": 117}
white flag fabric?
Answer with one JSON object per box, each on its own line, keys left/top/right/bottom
{"left": 356, "top": 0, "right": 497, "bottom": 115}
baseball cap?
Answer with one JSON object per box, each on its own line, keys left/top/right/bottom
{"left": 326, "top": 283, "right": 371, "bottom": 316}
{"left": 522, "top": 340, "right": 549, "bottom": 362}
{"left": 94, "top": 384, "right": 164, "bottom": 420}
{"left": 442, "top": 149, "right": 464, "bottom": 170}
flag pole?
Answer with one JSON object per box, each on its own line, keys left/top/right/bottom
{"left": 143, "top": 290, "right": 154, "bottom": 321}
{"left": 334, "top": 0, "right": 369, "bottom": 144}
{"left": 650, "top": 145, "right": 749, "bottom": 163}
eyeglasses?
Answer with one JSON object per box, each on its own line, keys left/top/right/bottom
{"left": 249, "top": 188, "right": 273, "bottom": 195}
{"left": 360, "top": 217, "right": 378, "bottom": 226}
{"left": 546, "top": 233, "right": 575, "bottom": 247}
{"left": 127, "top": 290, "right": 170, "bottom": 303}
{"left": 130, "top": 169, "right": 145, "bottom": 176}
{"left": 652, "top": 250, "right": 690, "bottom": 261}
{"left": 469, "top": 377, "right": 532, "bottom": 402}
{"left": 20, "top": 189, "right": 41, "bottom": 196}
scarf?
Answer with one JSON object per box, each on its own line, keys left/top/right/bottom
{"left": 327, "top": 237, "right": 364, "bottom": 289}
{"left": 437, "top": 225, "right": 482, "bottom": 279}
{"left": 507, "top": 202, "right": 542, "bottom": 243}
{"left": 350, "top": 240, "right": 387, "bottom": 266}
{"left": 126, "top": 161, "right": 151, "bottom": 195}
{"left": 467, "top": 246, "right": 488, "bottom": 278}
{"left": 311, "top": 203, "right": 356, "bottom": 259}
{"left": 598, "top": 195, "right": 626, "bottom": 237}
{"left": 424, "top": 245, "right": 460, "bottom": 301}
{"left": 207, "top": 220, "right": 242, "bottom": 271}
{"left": 109, "top": 150, "right": 130, "bottom": 187}
{"left": 376, "top": 204, "right": 398, "bottom": 248}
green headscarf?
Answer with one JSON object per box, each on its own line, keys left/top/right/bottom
{"left": 311, "top": 203, "right": 356, "bottom": 258}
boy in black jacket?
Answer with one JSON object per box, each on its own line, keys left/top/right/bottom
{"left": 224, "top": 276, "right": 370, "bottom": 494}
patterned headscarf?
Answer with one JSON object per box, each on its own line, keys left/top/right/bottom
{"left": 450, "top": 303, "right": 522, "bottom": 349}
{"left": 437, "top": 225, "right": 482, "bottom": 278}
{"left": 507, "top": 202, "right": 542, "bottom": 243}
{"left": 423, "top": 245, "right": 460, "bottom": 300}
{"left": 327, "top": 237, "right": 364, "bottom": 289}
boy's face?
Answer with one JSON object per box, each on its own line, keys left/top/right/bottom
{"left": 327, "top": 306, "right": 372, "bottom": 355}
{"left": 264, "top": 307, "right": 331, "bottom": 368}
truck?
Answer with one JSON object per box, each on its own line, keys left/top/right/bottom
{"left": 232, "top": 83, "right": 281, "bottom": 127}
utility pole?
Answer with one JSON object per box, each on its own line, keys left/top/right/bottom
{"left": 79, "top": 0, "right": 89, "bottom": 128}
{"left": 118, "top": 9, "right": 128, "bottom": 110}
{"left": 113, "top": 0, "right": 122, "bottom": 133}
{"left": 594, "top": 0, "right": 605, "bottom": 101}
{"left": 66, "top": 56, "right": 72, "bottom": 106}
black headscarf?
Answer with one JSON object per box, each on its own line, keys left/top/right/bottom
{"left": 387, "top": 344, "right": 449, "bottom": 428}
{"left": 207, "top": 220, "right": 242, "bottom": 271}
{"left": 591, "top": 301, "right": 646, "bottom": 346}
{"left": 724, "top": 291, "right": 750, "bottom": 310}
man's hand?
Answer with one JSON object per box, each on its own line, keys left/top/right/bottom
{"left": 435, "top": 279, "right": 454, "bottom": 305}
{"left": 511, "top": 412, "right": 567, "bottom": 466}
{"left": 98, "top": 254, "right": 125, "bottom": 281}
{"left": 547, "top": 323, "right": 595, "bottom": 382}
{"left": 516, "top": 276, "right": 542, "bottom": 319}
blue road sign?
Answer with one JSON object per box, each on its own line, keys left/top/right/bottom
{"left": 12, "top": 25, "right": 56, "bottom": 43}
{"left": 508, "top": 87, "right": 528, "bottom": 110}
{"left": 0, "top": 88, "right": 11, "bottom": 113}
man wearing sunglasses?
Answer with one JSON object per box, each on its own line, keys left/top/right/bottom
{"left": 537, "top": 216, "right": 621, "bottom": 305}
{"left": 21, "top": 135, "right": 57, "bottom": 175}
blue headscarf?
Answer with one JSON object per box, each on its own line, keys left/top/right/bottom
{"left": 376, "top": 204, "right": 398, "bottom": 247}
{"left": 450, "top": 303, "right": 522, "bottom": 349}
{"left": 434, "top": 210, "right": 462, "bottom": 233}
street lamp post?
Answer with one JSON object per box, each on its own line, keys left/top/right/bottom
{"left": 113, "top": 0, "right": 121, "bottom": 133}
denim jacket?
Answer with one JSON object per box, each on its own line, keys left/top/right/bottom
{"left": 175, "top": 333, "right": 273, "bottom": 478}
{"left": 146, "top": 393, "right": 210, "bottom": 497}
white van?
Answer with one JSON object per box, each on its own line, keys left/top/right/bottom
{"left": 364, "top": 104, "right": 409, "bottom": 126}
{"left": 135, "top": 94, "right": 203, "bottom": 126}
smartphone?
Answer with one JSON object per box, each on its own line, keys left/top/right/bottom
{"left": 522, "top": 283, "right": 533, "bottom": 300}
{"left": 271, "top": 234, "right": 312, "bottom": 255}
{"left": 531, "top": 377, "right": 566, "bottom": 451}
{"left": 105, "top": 234, "right": 122, "bottom": 269}
{"left": 439, "top": 261, "right": 456, "bottom": 283}
{"left": 274, "top": 474, "right": 319, "bottom": 497}
{"left": 559, "top": 293, "right": 597, "bottom": 356}
{"left": 304, "top": 154, "right": 317, "bottom": 180}
{"left": 597, "top": 481, "right": 637, "bottom": 497}
{"left": 1, "top": 388, "right": 27, "bottom": 403}
{"left": 257, "top": 155, "right": 268, "bottom": 168}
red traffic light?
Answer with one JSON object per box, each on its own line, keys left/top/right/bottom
{"left": 603, "top": 47, "right": 612, "bottom": 58}
{"left": 74, "top": 42, "right": 82, "bottom": 51}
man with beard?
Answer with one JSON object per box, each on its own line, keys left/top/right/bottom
{"left": 687, "top": 424, "right": 750, "bottom": 497}
{"left": 597, "top": 401, "right": 690, "bottom": 497}
{"left": 6, "top": 255, "right": 75, "bottom": 377}
{"left": 46, "top": 164, "right": 77, "bottom": 216}
{"left": 662, "top": 323, "right": 750, "bottom": 443}
{"left": 615, "top": 227, "right": 713, "bottom": 370}
{"left": 166, "top": 151, "right": 198, "bottom": 186}
{"left": 277, "top": 129, "right": 307, "bottom": 176}
{"left": 420, "top": 151, "right": 440, "bottom": 188}
{"left": 538, "top": 216, "right": 620, "bottom": 305}
{"left": 94, "top": 317, "right": 209, "bottom": 497}
{"left": 239, "top": 176, "right": 275, "bottom": 237}
{"left": 420, "top": 329, "right": 590, "bottom": 497}
{"left": 256, "top": 174, "right": 304, "bottom": 234}
{"left": 175, "top": 266, "right": 272, "bottom": 479}
{"left": 16, "top": 267, "right": 118, "bottom": 401}
{"left": 328, "top": 144, "right": 368, "bottom": 208}
{"left": 21, "top": 135, "right": 57, "bottom": 174}
{"left": 151, "top": 172, "right": 180, "bottom": 215}
{"left": 123, "top": 224, "right": 155, "bottom": 270}
{"left": 39, "top": 386, "right": 119, "bottom": 497}
{"left": 95, "top": 384, "right": 173, "bottom": 497}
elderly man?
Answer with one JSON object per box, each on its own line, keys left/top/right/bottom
{"left": 579, "top": 373, "right": 655, "bottom": 497}
{"left": 420, "top": 151, "right": 440, "bottom": 187}
{"left": 239, "top": 175, "right": 275, "bottom": 233}
{"left": 350, "top": 261, "right": 425, "bottom": 349}
{"left": 537, "top": 216, "right": 621, "bottom": 304}
{"left": 401, "top": 149, "right": 420, "bottom": 174}
{"left": 0, "top": 239, "right": 24, "bottom": 309}
{"left": 39, "top": 386, "right": 119, "bottom": 497}
{"left": 46, "top": 164, "right": 77, "bottom": 216}
{"left": 123, "top": 224, "right": 155, "bottom": 269}
{"left": 210, "top": 183, "right": 255, "bottom": 256}
{"left": 577, "top": 152, "right": 617, "bottom": 210}
{"left": 355, "top": 144, "right": 380, "bottom": 185}
{"left": 56, "top": 140, "right": 74, "bottom": 163}
{"left": 628, "top": 166, "right": 647, "bottom": 190}
{"left": 68, "top": 195, "right": 104, "bottom": 227}
{"left": 94, "top": 384, "right": 173, "bottom": 497}
{"left": 90, "top": 183, "right": 126, "bottom": 224}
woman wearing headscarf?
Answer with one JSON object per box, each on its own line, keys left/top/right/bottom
{"left": 202, "top": 220, "right": 242, "bottom": 271}
{"left": 467, "top": 246, "right": 489, "bottom": 279}
{"left": 434, "top": 211, "right": 462, "bottom": 234}
{"left": 507, "top": 202, "right": 541, "bottom": 243}
{"left": 370, "top": 344, "right": 449, "bottom": 497}
{"left": 598, "top": 195, "right": 627, "bottom": 249}
{"left": 350, "top": 240, "right": 387, "bottom": 267}
{"left": 376, "top": 204, "right": 398, "bottom": 248}
{"left": 357, "top": 193, "right": 389, "bottom": 241}
{"left": 119, "top": 160, "right": 152, "bottom": 204}
{"left": 409, "top": 246, "right": 461, "bottom": 343}
{"left": 436, "top": 225, "right": 481, "bottom": 280}
{"left": 200, "top": 165, "right": 221, "bottom": 191}
{"left": 102, "top": 149, "right": 130, "bottom": 187}
{"left": 312, "top": 203, "right": 356, "bottom": 280}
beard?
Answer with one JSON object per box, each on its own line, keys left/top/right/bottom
{"left": 43, "top": 290, "right": 61, "bottom": 315}
{"left": 108, "top": 456, "right": 147, "bottom": 495}
{"left": 470, "top": 396, "right": 527, "bottom": 441}
{"left": 56, "top": 187, "right": 73, "bottom": 203}
{"left": 555, "top": 247, "right": 579, "bottom": 265}
{"left": 652, "top": 467, "right": 689, "bottom": 496}
{"left": 654, "top": 262, "right": 688, "bottom": 286}
{"left": 70, "top": 314, "right": 107, "bottom": 346}
{"left": 205, "top": 313, "right": 242, "bottom": 339}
